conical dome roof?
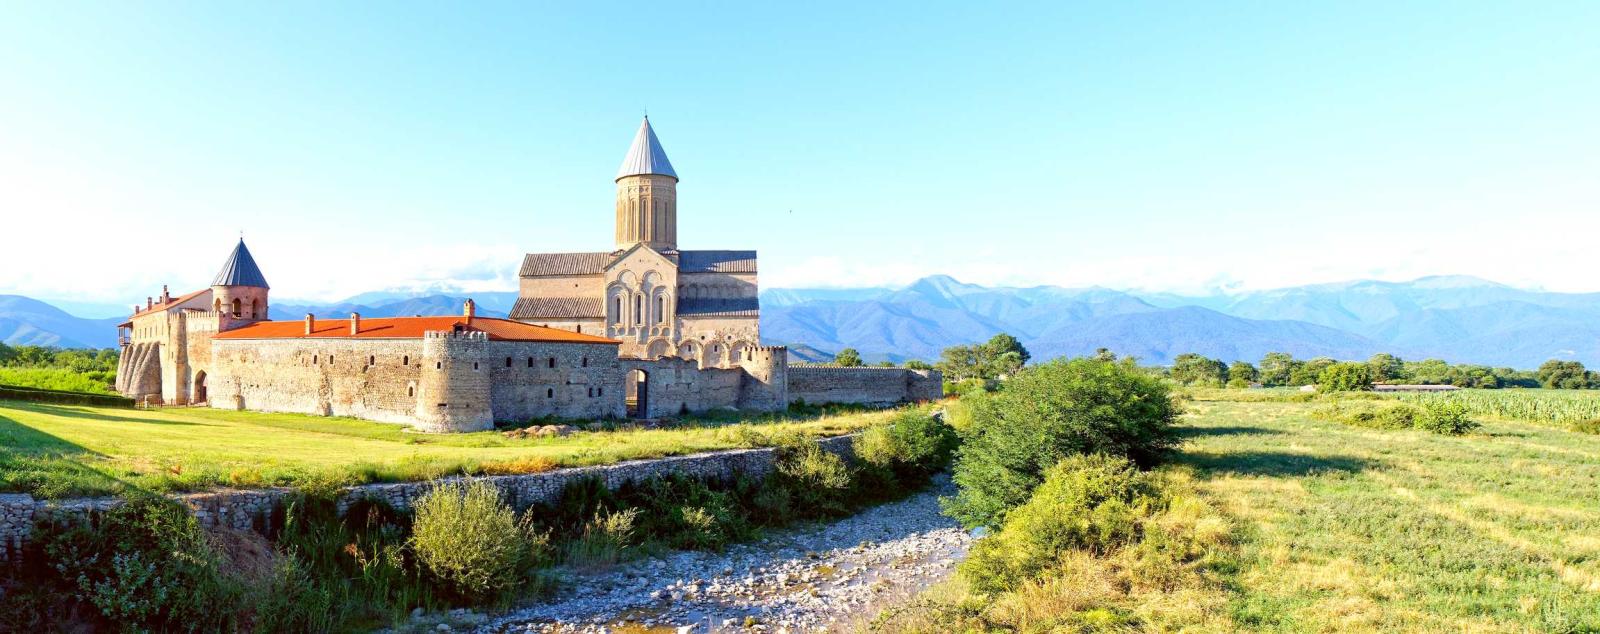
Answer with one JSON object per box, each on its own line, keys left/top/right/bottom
{"left": 616, "top": 116, "right": 677, "bottom": 181}
{"left": 212, "top": 239, "right": 269, "bottom": 288}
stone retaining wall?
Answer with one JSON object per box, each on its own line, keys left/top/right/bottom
{"left": 0, "top": 435, "right": 855, "bottom": 561}
{"left": 788, "top": 367, "right": 943, "bottom": 406}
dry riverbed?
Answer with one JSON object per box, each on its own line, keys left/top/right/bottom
{"left": 476, "top": 477, "right": 971, "bottom": 633}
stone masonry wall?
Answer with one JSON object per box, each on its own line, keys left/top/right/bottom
{"left": 620, "top": 357, "right": 744, "bottom": 418}
{"left": 211, "top": 338, "right": 426, "bottom": 424}
{"left": 787, "top": 367, "right": 944, "bottom": 406}
{"left": 0, "top": 436, "right": 855, "bottom": 561}
{"left": 487, "top": 340, "right": 626, "bottom": 421}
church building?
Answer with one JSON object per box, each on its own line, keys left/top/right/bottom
{"left": 510, "top": 117, "right": 761, "bottom": 368}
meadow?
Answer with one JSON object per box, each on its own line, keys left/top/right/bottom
{"left": 878, "top": 388, "right": 1600, "bottom": 633}
{"left": 0, "top": 400, "right": 896, "bottom": 499}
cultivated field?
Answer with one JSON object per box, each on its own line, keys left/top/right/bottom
{"left": 0, "top": 400, "right": 895, "bottom": 499}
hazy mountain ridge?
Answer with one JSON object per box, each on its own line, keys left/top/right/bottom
{"left": 6, "top": 275, "right": 1598, "bottom": 368}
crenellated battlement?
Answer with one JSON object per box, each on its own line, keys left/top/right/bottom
{"left": 423, "top": 330, "right": 489, "bottom": 341}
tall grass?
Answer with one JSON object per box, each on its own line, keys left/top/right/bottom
{"left": 1396, "top": 389, "right": 1600, "bottom": 427}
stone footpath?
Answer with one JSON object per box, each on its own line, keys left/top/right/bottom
{"left": 478, "top": 476, "right": 971, "bottom": 634}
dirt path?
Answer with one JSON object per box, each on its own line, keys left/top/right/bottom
{"left": 480, "top": 476, "right": 971, "bottom": 633}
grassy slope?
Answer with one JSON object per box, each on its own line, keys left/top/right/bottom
{"left": 1183, "top": 398, "right": 1600, "bottom": 632}
{"left": 0, "top": 400, "right": 893, "bottom": 499}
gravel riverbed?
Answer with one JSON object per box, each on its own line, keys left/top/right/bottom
{"left": 478, "top": 476, "right": 971, "bottom": 634}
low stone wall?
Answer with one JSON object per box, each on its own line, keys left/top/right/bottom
{"left": 788, "top": 366, "right": 943, "bottom": 406}
{"left": 0, "top": 435, "right": 855, "bottom": 561}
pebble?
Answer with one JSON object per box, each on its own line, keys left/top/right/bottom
{"left": 477, "top": 476, "right": 971, "bottom": 633}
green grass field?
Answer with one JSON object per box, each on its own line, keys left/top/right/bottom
{"left": 1178, "top": 396, "right": 1600, "bottom": 631}
{"left": 0, "top": 400, "right": 895, "bottom": 499}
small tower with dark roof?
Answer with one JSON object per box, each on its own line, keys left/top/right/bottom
{"left": 211, "top": 238, "right": 270, "bottom": 329}
{"left": 615, "top": 116, "right": 679, "bottom": 252}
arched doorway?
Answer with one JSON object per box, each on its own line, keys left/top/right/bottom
{"left": 193, "top": 371, "right": 208, "bottom": 404}
{"left": 626, "top": 369, "right": 649, "bottom": 418}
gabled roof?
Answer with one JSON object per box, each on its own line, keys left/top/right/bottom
{"left": 212, "top": 239, "right": 270, "bottom": 288}
{"left": 212, "top": 315, "right": 619, "bottom": 344}
{"left": 509, "top": 297, "right": 606, "bottom": 319}
{"left": 680, "top": 250, "right": 758, "bottom": 274}
{"left": 616, "top": 116, "right": 677, "bottom": 181}
{"left": 126, "top": 288, "right": 213, "bottom": 322}
{"left": 519, "top": 252, "right": 612, "bottom": 277}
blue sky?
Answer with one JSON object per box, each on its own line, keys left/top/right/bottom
{"left": 3, "top": 2, "right": 1598, "bottom": 313}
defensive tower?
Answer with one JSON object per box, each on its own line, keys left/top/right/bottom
{"left": 210, "top": 239, "right": 270, "bottom": 330}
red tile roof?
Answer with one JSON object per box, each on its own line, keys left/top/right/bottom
{"left": 212, "top": 316, "right": 619, "bottom": 344}
{"left": 128, "top": 288, "right": 213, "bottom": 321}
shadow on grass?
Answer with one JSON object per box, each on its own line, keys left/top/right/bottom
{"left": 1177, "top": 450, "right": 1375, "bottom": 478}
{"left": 18, "top": 402, "right": 204, "bottom": 426}
{"left": 1177, "top": 426, "right": 1286, "bottom": 438}
{"left": 0, "top": 412, "right": 133, "bottom": 498}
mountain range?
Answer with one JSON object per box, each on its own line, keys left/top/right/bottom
{"left": 7, "top": 274, "right": 1599, "bottom": 368}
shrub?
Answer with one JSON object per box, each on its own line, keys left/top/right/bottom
{"left": 410, "top": 480, "right": 540, "bottom": 602}
{"left": 41, "top": 494, "right": 239, "bottom": 631}
{"left": 1317, "top": 362, "right": 1374, "bottom": 393}
{"left": 943, "top": 358, "right": 1181, "bottom": 528}
{"left": 563, "top": 508, "right": 639, "bottom": 569}
{"left": 1314, "top": 401, "right": 1420, "bottom": 430}
{"left": 855, "top": 409, "right": 959, "bottom": 492}
{"left": 960, "top": 455, "right": 1153, "bottom": 594}
{"left": 1416, "top": 399, "right": 1478, "bottom": 435}
{"left": 771, "top": 434, "right": 854, "bottom": 518}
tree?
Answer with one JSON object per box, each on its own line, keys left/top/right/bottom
{"left": 936, "top": 344, "right": 985, "bottom": 381}
{"left": 1367, "top": 353, "right": 1406, "bottom": 383}
{"left": 983, "top": 333, "right": 1031, "bottom": 366}
{"left": 834, "top": 348, "right": 863, "bottom": 367}
{"left": 943, "top": 358, "right": 1181, "bottom": 528}
{"left": 1317, "top": 362, "right": 1374, "bottom": 392}
{"left": 903, "top": 359, "right": 933, "bottom": 370}
{"left": 1227, "top": 361, "right": 1258, "bottom": 388}
{"left": 1290, "top": 357, "right": 1336, "bottom": 387}
{"left": 1170, "top": 353, "right": 1228, "bottom": 387}
{"left": 1093, "top": 348, "right": 1117, "bottom": 362}
{"left": 1538, "top": 360, "right": 1593, "bottom": 389}
{"left": 0, "top": 342, "right": 15, "bottom": 366}
{"left": 1259, "top": 352, "right": 1299, "bottom": 387}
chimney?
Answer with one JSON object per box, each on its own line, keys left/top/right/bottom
{"left": 161, "top": 285, "right": 171, "bottom": 303}
{"left": 304, "top": 313, "right": 316, "bottom": 335}
{"left": 464, "top": 299, "right": 476, "bottom": 320}
{"left": 146, "top": 297, "right": 153, "bottom": 310}
{"left": 350, "top": 312, "right": 361, "bottom": 336}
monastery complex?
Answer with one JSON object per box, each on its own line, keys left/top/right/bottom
{"left": 116, "top": 119, "right": 940, "bottom": 432}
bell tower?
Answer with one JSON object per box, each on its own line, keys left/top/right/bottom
{"left": 614, "top": 117, "right": 678, "bottom": 252}
{"left": 210, "top": 238, "right": 270, "bottom": 330}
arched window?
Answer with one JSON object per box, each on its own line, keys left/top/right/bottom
{"left": 581, "top": 357, "right": 588, "bottom": 368}
{"left": 403, "top": 355, "right": 409, "bottom": 366}
{"left": 369, "top": 355, "right": 375, "bottom": 366}
{"left": 472, "top": 362, "right": 479, "bottom": 370}
{"left": 505, "top": 357, "right": 513, "bottom": 367}
{"left": 546, "top": 388, "right": 554, "bottom": 398}
{"left": 250, "top": 299, "right": 259, "bottom": 319}
{"left": 313, "top": 355, "right": 318, "bottom": 364}
{"left": 656, "top": 296, "right": 664, "bottom": 324}
{"left": 634, "top": 295, "right": 642, "bottom": 324}
{"left": 408, "top": 386, "right": 415, "bottom": 396}
{"left": 436, "top": 361, "right": 442, "bottom": 369}
{"left": 527, "top": 357, "right": 534, "bottom": 368}
{"left": 231, "top": 298, "right": 241, "bottom": 317}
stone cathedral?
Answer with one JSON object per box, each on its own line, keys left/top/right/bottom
{"left": 510, "top": 117, "right": 761, "bottom": 368}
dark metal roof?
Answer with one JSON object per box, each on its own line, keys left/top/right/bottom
{"left": 677, "top": 296, "right": 759, "bottom": 317}
{"left": 212, "top": 240, "right": 269, "bottom": 288}
{"left": 519, "top": 252, "right": 612, "bottom": 277}
{"left": 509, "top": 297, "right": 606, "bottom": 319}
{"left": 679, "top": 250, "right": 758, "bottom": 274}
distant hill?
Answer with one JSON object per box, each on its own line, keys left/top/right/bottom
{"left": 0, "top": 295, "right": 122, "bottom": 348}
{"left": 9, "top": 274, "right": 1600, "bottom": 368}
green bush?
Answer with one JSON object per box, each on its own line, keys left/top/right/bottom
{"left": 772, "top": 433, "right": 854, "bottom": 518}
{"left": 960, "top": 454, "right": 1154, "bottom": 594}
{"left": 410, "top": 480, "right": 542, "bottom": 602}
{"left": 1314, "top": 401, "right": 1420, "bottom": 430}
{"left": 854, "top": 409, "right": 959, "bottom": 493}
{"left": 41, "top": 494, "right": 240, "bottom": 632}
{"left": 1317, "top": 362, "right": 1374, "bottom": 393}
{"left": 1415, "top": 399, "right": 1478, "bottom": 435}
{"left": 562, "top": 508, "right": 639, "bottom": 569}
{"left": 943, "top": 358, "right": 1181, "bottom": 528}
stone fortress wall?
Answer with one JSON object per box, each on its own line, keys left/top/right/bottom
{"left": 0, "top": 435, "right": 856, "bottom": 562}
{"left": 787, "top": 366, "right": 944, "bottom": 406}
